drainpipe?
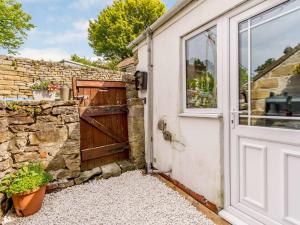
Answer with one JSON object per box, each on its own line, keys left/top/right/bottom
{"left": 146, "top": 28, "right": 154, "bottom": 174}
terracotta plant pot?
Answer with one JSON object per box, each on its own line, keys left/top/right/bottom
{"left": 12, "top": 185, "right": 46, "bottom": 217}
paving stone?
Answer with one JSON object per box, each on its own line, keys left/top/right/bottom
{"left": 101, "top": 163, "right": 121, "bottom": 179}
{"left": 117, "top": 160, "right": 135, "bottom": 173}
{"left": 75, "top": 167, "right": 102, "bottom": 185}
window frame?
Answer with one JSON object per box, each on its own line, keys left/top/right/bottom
{"left": 180, "top": 21, "right": 222, "bottom": 115}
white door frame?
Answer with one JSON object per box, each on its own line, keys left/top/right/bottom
{"left": 219, "top": 0, "right": 290, "bottom": 224}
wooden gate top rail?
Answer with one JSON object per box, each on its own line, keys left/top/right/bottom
{"left": 81, "top": 142, "right": 129, "bottom": 161}
{"left": 80, "top": 105, "right": 128, "bottom": 117}
{"left": 76, "top": 80, "right": 126, "bottom": 88}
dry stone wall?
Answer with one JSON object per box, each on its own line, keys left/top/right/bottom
{"left": 0, "top": 100, "right": 81, "bottom": 189}
{"left": 0, "top": 55, "right": 126, "bottom": 99}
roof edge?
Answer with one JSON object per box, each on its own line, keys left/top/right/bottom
{"left": 128, "top": 0, "right": 196, "bottom": 48}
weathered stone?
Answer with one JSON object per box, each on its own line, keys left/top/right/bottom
{"left": 0, "top": 110, "right": 6, "bottom": 117}
{"left": 63, "top": 154, "right": 80, "bottom": 170}
{"left": 0, "top": 142, "right": 10, "bottom": 161}
{"left": 0, "top": 118, "right": 8, "bottom": 131}
{"left": 60, "top": 114, "right": 79, "bottom": 123}
{"left": 0, "top": 131, "right": 12, "bottom": 144}
{"left": 41, "top": 104, "right": 52, "bottom": 110}
{"left": 29, "top": 126, "right": 68, "bottom": 145}
{"left": 8, "top": 116, "right": 34, "bottom": 125}
{"left": 57, "top": 169, "right": 80, "bottom": 179}
{"left": 117, "top": 160, "right": 135, "bottom": 173}
{"left": 61, "top": 140, "right": 80, "bottom": 155}
{"left": 101, "top": 163, "right": 121, "bottom": 179}
{"left": 74, "top": 167, "right": 102, "bottom": 185}
{"left": 271, "top": 64, "right": 295, "bottom": 77}
{"left": 58, "top": 179, "right": 74, "bottom": 189}
{"left": 67, "top": 123, "right": 80, "bottom": 140}
{"left": 46, "top": 155, "right": 66, "bottom": 170}
{"left": 0, "top": 101, "right": 6, "bottom": 110}
{"left": 0, "top": 158, "right": 12, "bottom": 171}
{"left": 52, "top": 106, "right": 78, "bottom": 115}
{"left": 36, "top": 115, "right": 61, "bottom": 124}
{"left": 251, "top": 90, "right": 270, "bottom": 100}
{"left": 14, "top": 152, "right": 39, "bottom": 163}
{"left": 256, "top": 78, "right": 279, "bottom": 89}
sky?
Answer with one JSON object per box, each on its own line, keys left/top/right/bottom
{"left": 7, "top": 0, "right": 177, "bottom": 61}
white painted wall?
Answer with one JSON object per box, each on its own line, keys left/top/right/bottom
{"left": 136, "top": 0, "right": 247, "bottom": 208}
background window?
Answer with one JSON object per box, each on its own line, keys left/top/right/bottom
{"left": 185, "top": 26, "right": 217, "bottom": 109}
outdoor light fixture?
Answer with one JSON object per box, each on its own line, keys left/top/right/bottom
{"left": 134, "top": 70, "right": 148, "bottom": 91}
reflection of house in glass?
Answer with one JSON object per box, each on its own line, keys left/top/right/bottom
{"left": 250, "top": 44, "right": 300, "bottom": 128}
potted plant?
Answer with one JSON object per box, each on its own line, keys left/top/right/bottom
{"left": 31, "top": 81, "right": 60, "bottom": 101}
{"left": 0, "top": 163, "right": 52, "bottom": 217}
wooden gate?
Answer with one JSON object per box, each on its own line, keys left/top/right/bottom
{"left": 72, "top": 78, "right": 129, "bottom": 171}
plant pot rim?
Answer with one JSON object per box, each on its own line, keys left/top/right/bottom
{"left": 13, "top": 185, "right": 46, "bottom": 196}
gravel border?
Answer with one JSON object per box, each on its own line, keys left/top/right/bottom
{"left": 3, "top": 171, "right": 215, "bottom": 225}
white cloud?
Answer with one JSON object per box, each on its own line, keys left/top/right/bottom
{"left": 73, "top": 20, "right": 89, "bottom": 31}
{"left": 18, "top": 48, "right": 70, "bottom": 61}
{"left": 69, "top": 0, "right": 112, "bottom": 10}
{"left": 43, "top": 19, "right": 89, "bottom": 45}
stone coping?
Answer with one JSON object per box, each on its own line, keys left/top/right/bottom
{"left": 0, "top": 100, "right": 79, "bottom": 109}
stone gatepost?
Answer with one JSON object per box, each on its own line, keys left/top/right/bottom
{"left": 127, "top": 98, "right": 145, "bottom": 169}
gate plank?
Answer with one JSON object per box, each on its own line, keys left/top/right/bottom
{"left": 76, "top": 80, "right": 126, "bottom": 88}
{"left": 80, "top": 105, "right": 128, "bottom": 117}
{"left": 81, "top": 142, "right": 129, "bottom": 161}
{"left": 81, "top": 116, "right": 126, "bottom": 143}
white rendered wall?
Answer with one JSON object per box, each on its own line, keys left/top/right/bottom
{"left": 136, "top": 0, "right": 246, "bottom": 208}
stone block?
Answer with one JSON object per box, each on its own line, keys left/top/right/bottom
{"left": 271, "top": 64, "right": 295, "bottom": 77}
{"left": 46, "top": 155, "right": 66, "bottom": 170}
{"left": 14, "top": 152, "right": 39, "bottom": 163}
{"left": 101, "top": 163, "right": 121, "bottom": 179}
{"left": 57, "top": 169, "right": 80, "bottom": 179}
{"left": 52, "top": 106, "right": 78, "bottom": 115}
{"left": 67, "top": 123, "right": 80, "bottom": 140}
{"left": 0, "top": 158, "right": 13, "bottom": 171}
{"left": 251, "top": 90, "right": 270, "bottom": 100}
{"left": 74, "top": 167, "right": 102, "bottom": 185}
{"left": 63, "top": 153, "right": 80, "bottom": 170}
{"left": 60, "top": 114, "right": 79, "bottom": 123}
{"left": 256, "top": 78, "right": 279, "bottom": 89}
{"left": 8, "top": 116, "right": 34, "bottom": 125}
{"left": 58, "top": 179, "right": 74, "bottom": 189}
{"left": 0, "top": 131, "right": 12, "bottom": 144}
{"left": 29, "top": 126, "right": 68, "bottom": 145}
{"left": 61, "top": 140, "right": 80, "bottom": 155}
{"left": 117, "top": 160, "right": 135, "bottom": 173}
{"left": 0, "top": 118, "right": 8, "bottom": 131}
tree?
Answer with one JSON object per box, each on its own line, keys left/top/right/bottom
{"left": 0, "top": 0, "right": 34, "bottom": 54}
{"left": 88, "top": 0, "right": 165, "bottom": 61}
{"left": 255, "top": 58, "right": 275, "bottom": 74}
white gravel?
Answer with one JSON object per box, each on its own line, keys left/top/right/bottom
{"left": 3, "top": 171, "right": 215, "bottom": 225}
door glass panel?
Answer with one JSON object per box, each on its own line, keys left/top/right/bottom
{"left": 238, "top": 0, "right": 300, "bottom": 129}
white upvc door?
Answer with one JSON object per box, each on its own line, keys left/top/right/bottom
{"left": 229, "top": 0, "right": 300, "bottom": 224}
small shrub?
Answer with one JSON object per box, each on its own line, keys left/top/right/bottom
{"left": 294, "top": 64, "right": 300, "bottom": 75}
{"left": 0, "top": 163, "right": 52, "bottom": 198}
{"left": 31, "top": 80, "right": 60, "bottom": 91}
{"left": 6, "top": 102, "right": 19, "bottom": 111}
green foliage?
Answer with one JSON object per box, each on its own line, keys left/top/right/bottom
{"left": 187, "top": 72, "right": 215, "bottom": 108}
{"left": 0, "top": 163, "right": 52, "bottom": 198}
{"left": 88, "top": 0, "right": 165, "bottom": 61}
{"left": 294, "top": 64, "right": 300, "bottom": 75}
{"left": 239, "top": 65, "right": 248, "bottom": 87}
{"left": 0, "top": 0, "right": 35, "bottom": 54}
{"left": 31, "top": 80, "right": 60, "bottom": 91}
{"left": 255, "top": 58, "right": 275, "bottom": 74}
{"left": 70, "top": 54, "right": 104, "bottom": 68}
{"left": 6, "top": 102, "right": 19, "bottom": 111}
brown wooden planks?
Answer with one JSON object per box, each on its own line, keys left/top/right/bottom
{"left": 73, "top": 78, "right": 129, "bottom": 171}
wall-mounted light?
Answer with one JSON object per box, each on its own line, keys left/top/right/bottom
{"left": 134, "top": 71, "right": 148, "bottom": 91}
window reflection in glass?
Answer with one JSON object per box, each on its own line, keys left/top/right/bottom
{"left": 185, "top": 26, "right": 217, "bottom": 109}
{"left": 238, "top": 0, "right": 300, "bottom": 129}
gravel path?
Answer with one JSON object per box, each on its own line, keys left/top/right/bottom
{"left": 3, "top": 171, "right": 215, "bottom": 225}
